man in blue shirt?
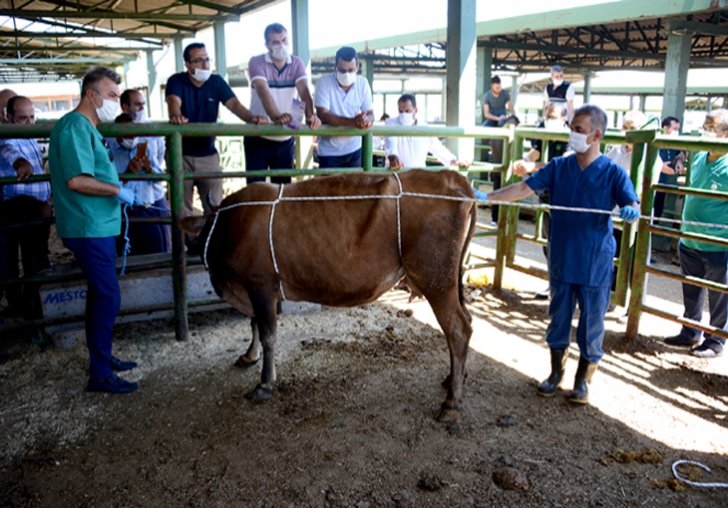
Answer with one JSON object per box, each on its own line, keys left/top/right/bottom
{"left": 0, "top": 96, "right": 52, "bottom": 315}
{"left": 165, "top": 42, "right": 266, "bottom": 217}
{"left": 487, "top": 104, "right": 640, "bottom": 404}
{"left": 108, "top": 113, "right": 171, "bottom": 255}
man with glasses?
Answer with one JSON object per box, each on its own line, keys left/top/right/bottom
{"left": 165, "top": 42, "right": 266, "bottom": 217}
{"left": 120, "top": 89, "right": 165, "bottom": 170}
{"left": 0, "top": 96, "right": 52, "bottom": 316}
{"left": 663, "top": 110, "right": 728, "bottom": 358}
{"left": 49, "top": 66, "right": 139, "bottom": 394}
{"left": 314, "top": 46, "right": 374, "bottom": 168}
{"left": 245, "top": 23, "right": 320, "bottom": 185}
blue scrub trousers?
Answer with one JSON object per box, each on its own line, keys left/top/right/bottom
{"left": 547, "top": 278, "right": 611, "bottom": 363}
{"left": 63, "top": 237, "right": 121, "bottom": 380}
{"left": 678, "top": 242, "right": 728, "bottom": 345}
{"left": 317, "top": 148, "right": 362, "bottom": 169}
{"left": 244, "top": 136, "right": 296, "bottom": 185}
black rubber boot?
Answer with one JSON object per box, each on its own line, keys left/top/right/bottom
{"left": 536, "top": 348, "right": 568, "bottom": 397}
{"left": 568, "top": 356, "right": 598, "bottom": 405}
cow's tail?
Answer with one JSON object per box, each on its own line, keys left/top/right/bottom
{"left": 458, "top": 199, "right": 478, "bottom": 317}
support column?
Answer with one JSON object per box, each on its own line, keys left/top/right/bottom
{"left": 583, "top": 73, "right": 592, "bottom": 104}
{"left": 476, "top": 46, "right": 492, "bottom": 124}
{"left": 445, "top": 0, "right": 477, "bottom": 159}
{"left": 639, "top": 94, "right": 647, "bottom": 112}
{"left": 174, "top": 38, "right": 185, "bottom": 73}
{"left": 214, "top": 21, "right": 228, "bottom": 81}
{"left": 291, "top": 0, "right": 311, "bottom": 169}
{"left": 360, "top": 58, "right": 374, "bottom": 91}
{"left": 661, "top": 31, "right": 691, "bottom": 127}
{"left": 511, "top": 75, "right": 519, "bottom": 112}
{"left": 706, "top": 96, "right": 713, "bottom": 113}
{"left": 146, "top": 50, "right": 161, "bottom": 120}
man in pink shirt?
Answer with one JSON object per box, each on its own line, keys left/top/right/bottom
{"left": 246, "top": 23, "right": 320, "bottom": 184}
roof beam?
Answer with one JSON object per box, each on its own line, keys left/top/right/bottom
{"left": 0, "top": 30, "right": 171, "bottom": 42}
{"left": 666, "top": 19, "right": 728, "bottom": 37}
{"left": 176, "top": 0, "right": 251, "bottom": 15}
{"left": 0, "top": 57, "right": 136, "bottom": 63}
{"left": 0, "top": 9, "right": 235, "bottom": 22}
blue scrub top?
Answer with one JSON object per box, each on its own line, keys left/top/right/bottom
{"left": 165, "top": 72, "right": 235, "bottom": 157}
{"left": 525, "top": 154, "right": 640, "bottom": 287}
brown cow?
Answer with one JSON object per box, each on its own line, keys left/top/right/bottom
{"left": 180, "top": 169, "right": 477, "bottom": 422}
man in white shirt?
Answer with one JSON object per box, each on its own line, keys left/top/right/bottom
{"left": 315, "top": 46, "right": 374, "bottom": 168}
{"left": 385, "top": 94, "right": 470, "bottom": 169}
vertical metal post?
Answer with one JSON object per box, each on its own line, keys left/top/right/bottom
{"left": 626, "top": 140, "right": 660, "bottom": 339}
{"left": 511, "top": 75, "right": 519, "bottom": 111}
{"left": 445, "top": 0, "right": 476, "bottom": 161}
{"left": 639, "top": 94, "right": 647, "bottom": 112}
{"left": 146, "top": 50, "right": 160, "bottom": 120}
{"left": 174, "top": 38, "right": 185, "bottom": 73}
{"left": 494, "top": 130, "right": 519, "bottom": 289}
{"left": 214, "top": 21, "right": 228, "bottom": 81}
{"left": 661, "top": 30, "right": 691, "bottom": 127}
{"left": 362, "top": 132, "right": 373, "bottom": 171}
{"left": 168, "top": 132, "right": 188, "bottom": 341}
{"left": 475, "top": 46, "right": 492, "bottom": 125}
{"left": 583, "top": 73, "right": 592, "bottom": 104}
{"left": 361, "top": 58, "right": 374, "bottom": 92}
{"left": 292, "top": 0, "right": 311, "bottom": 171}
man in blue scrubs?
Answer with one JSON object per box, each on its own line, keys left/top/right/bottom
{"left": 487, "top": 104, "right": 640, "bottom": 404}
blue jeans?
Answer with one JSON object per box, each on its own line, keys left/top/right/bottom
{"left": 318, "top": 148, "right": 362, "bottom": 169}
{"left": 678, "top": 242, "right": 728, "bottom": 345}
{"left": 244, "top": 136, "right": 296, "bottom": 185}
{"left": 63, "top": 237, "right": 121, "bottom": 380}
{"left": 546, "top": 278, "right": 611, "bottom": 363}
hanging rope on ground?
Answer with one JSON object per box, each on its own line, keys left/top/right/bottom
{"left": 119, "top": 204, "right": 131, "bottom": 276}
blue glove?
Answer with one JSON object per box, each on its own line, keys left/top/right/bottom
{"left": 117, "top": 187, "right": 135, "bottom": 206}
{"left": 619, "top": 206, "right": 640, "bottom": 224}
{"left": 473, "top": 188, "right": 489, "bottom": 202}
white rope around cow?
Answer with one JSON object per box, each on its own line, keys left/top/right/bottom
{"left": 672, "top": 459, "right": 728, "bottom": 488}
{"left": 201, "top": 180, "right": 728, "bottom": 299}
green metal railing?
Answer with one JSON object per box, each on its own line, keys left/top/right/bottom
{"left": 625, "top": 132, "right": 728, "bottom": 342}
{"left": 0, "top": 122, "right": 510, "bottom": 341}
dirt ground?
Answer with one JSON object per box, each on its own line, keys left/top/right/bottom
{"left": 1, "top": 208, "right": 727, "bottom": 507}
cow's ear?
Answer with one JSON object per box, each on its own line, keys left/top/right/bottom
{"left": 179, "top": 215, "right": 209, "bottom": 235}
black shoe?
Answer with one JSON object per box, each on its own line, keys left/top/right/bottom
{"left": 691, "top": 340, "right": 724, "bottom": 358}
{"left": 568, "top": 356, "right": 598, "bottom": 405}
{"left": 87, "top": 374, "right": 138, "bottom": 394}
{"left": 664, "top": 334, "right": 699, "bottom": 347}
{"left": 111, "top": 356, "right": 138, "bottom": 371}
{"left": 537, "top": 348, "right": 567, "bottom": 397}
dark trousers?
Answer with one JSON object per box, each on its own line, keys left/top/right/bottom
{"left": 0, "top": 196, "right": 52, "bottom": 310}
{"left": 122, "top": 197, "right": 172, "bottom": 256}
{"left": 63, "top": 237, "right": 121, "bottom": 380}
{"left": 244, "top": 136, "right": 296, "bottom": 185}
{"left": 318, "top": 148, "right": 362, "bottom": 169}
{"left": 547, "top": 278, "right": 612, "bottom": 363}
{"left": 678, "top": 242, "right": 728, "bottom": 345}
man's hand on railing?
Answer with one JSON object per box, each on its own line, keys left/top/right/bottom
{"left": 661, "top": 160, "right": 685, "bottom": 175}
{"left": 169, "top": 115, "right": 189, "bottom": 125}
{"left": 13, "top": 159, "right": 34, "bottom": 180}
{"left": 307, "top": 114, "right": 322, "bottom": 130}
{"left": 450, "top": 159, "right": 471, "bottom": 168}
{"left": 273, "top": 113, "right": 293, "bottom": 125}
{"left": 388, "top": 155, "right": 404, "bottom": 170}
{"left": 354, "top": 112, "right": 373, "bottom": 130}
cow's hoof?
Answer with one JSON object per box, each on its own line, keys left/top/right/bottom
{"left": 246, "top": 385, "right": 273, "bottom": 402}
{"left": 436, "top": 404, "right": 461, "bottom": 423}
{"left": 234, "top": 355, "right": 259, "bottom": 368}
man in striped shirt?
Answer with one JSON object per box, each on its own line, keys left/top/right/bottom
{"left": 0, "top": 96, "right": 52, "bottom": 315}
{"left": 246, "top": 23, "right": 320, "bottom": 184}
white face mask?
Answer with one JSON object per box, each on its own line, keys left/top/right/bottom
{"left": 568, "top": 130, "right": 593, "bottom": 153}
{"left": 134, "top": 108, "right": 147, "bottom": 123}
{"left": 552, "top": 79, "right": 563, "bottom": 87}
{"left": 667, "top": 130, "right": 679, "bottom": 137}
{"left": 336, "top": 71, "right": 357, "bottom": 87}
{"left": 398, "top": 112, "right": 415, "bottom": 126}
{"left": 191, "top": 67, "right": 212, "bottom": 83}
{"left": 94, "top": 93, "right": 118, "bottom": 123}
{"left": 270, "top": 45, "right": 289, "bottom": 61}
{"left": 545, "top": 119, "right": 564, "bottom": 130}
{"left": 120, "top": 138, "right": 138, "bottom": 150}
